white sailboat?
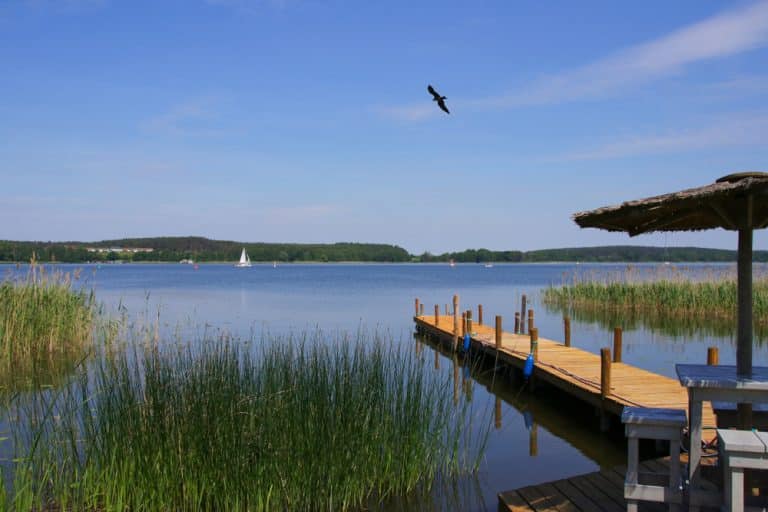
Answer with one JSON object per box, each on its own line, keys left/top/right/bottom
{"left": 235, "top": 248, "right": 252, "bottom": 268}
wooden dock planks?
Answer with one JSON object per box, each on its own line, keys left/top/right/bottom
{"left": 499, "top": 460, "right": 685, "bottom": 512}
{"left": 415, "top": 315, "right": 717, "bottom": 430}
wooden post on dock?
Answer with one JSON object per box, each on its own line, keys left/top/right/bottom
{"left": 419, "top": 303, "right": 424, "bottom": 317}
{"left": 530, "top": 328, "right": 539, "bottom": 362}
{"left": 452, "top": 295, "right": 459, "bottom": 351}
{"left": 478, "top": 304, "right": 483, "bottom": 325}
{"left": 495, "top": 316, "right": 502, "bottom": 349}
{"left": 520, "top": 295, "right": 527, "bottom": 333}
{"left": 434, "top": 305, "right": 439, "bottom": 326}
{"left": 527, "top": 309, "right": 535, "bottom": 334}
{"left": 613, "top": 327, "right": 623, "bottom": 363}
{"left": 461, "top": 312, "right": 467, "bottom": 337}
{"left": 495, "top": 397, "right": 502, "bottom": 429}
{"left": 415, "top": 298, "right": 420, "bottom": 317}
{"left": 514, "top": 312, "right": 520, "bottom": 334}
{"left": 601, "top": 348, "right": 611, "bottom": 398}
{"left": 707, "top": 347, "right": 719, "bottom": 365}
{"left": 444, "top": 304, "right": 449, "bottom": 315}
{"left": 466, "top": 310, "right": 473, "bottom": 334}
{"left": 564, "top": 316, "right": 571, "bottom": 347}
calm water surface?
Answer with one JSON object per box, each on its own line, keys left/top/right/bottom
{"left": 5, "top": 262, "right": 768, "bottom": 510}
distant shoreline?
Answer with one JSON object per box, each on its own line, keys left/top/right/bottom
{"left": 1, "top": 237, "right": 767, "bottom": 264}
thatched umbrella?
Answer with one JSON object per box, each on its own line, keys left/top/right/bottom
{"left": 573, "top": 171, "right": 768, "bottom": 383}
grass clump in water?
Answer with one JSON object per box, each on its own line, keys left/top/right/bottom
{"left": 0, "top": 263, "right": 97, "bottom": 391}
{"left": 544, "top": 267, "right": 768, "bottom": 322}
{"left": 8, "top": 332, "right": 479, "bottom": 511}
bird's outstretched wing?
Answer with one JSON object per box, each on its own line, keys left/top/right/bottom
{"left": 427, "top": 84, "right": 439, "bottom": 100}
{"left": 436, "top": 99, "right": 450, "bottom": 114}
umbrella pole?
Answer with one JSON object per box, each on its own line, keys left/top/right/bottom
{"left": 737, "top": 227, "right": 753, "bottom": 428}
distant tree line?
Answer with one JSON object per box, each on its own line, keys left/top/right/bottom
{"left": 417, "top": 245, "right": 768, "bottom": 263}
{"left": 0, "top": 238, "right": 410, "bottom": 263}
{"left": 0, "top": 239, "right": 766, "bottom": 263}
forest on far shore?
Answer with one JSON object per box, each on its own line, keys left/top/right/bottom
{"left": 1, "top": 237, "right": 766, "bottom": 264}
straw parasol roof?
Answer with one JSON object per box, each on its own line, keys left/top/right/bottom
{"left": 572, "top": 171, "right": 768, "bottom": 426}
{"left": 573, "top": 172, "right": 768, "bottom": 235}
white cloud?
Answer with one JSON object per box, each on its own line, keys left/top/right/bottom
{"left": 556, "top": 112, "right": 768, "bottom": 161}
{"left": 374, "top": 104, "right": 439, "bottom": 122}
{"left": 143, "top": 101, "right": 225, "bottom": 137}
{"left": 265, "top": 204, "right": 340, "bottom": 224}
{"left": 484, "top": 1, "right": 768, "bottom": 107}
{"left": 204, "top": 0, "right": 292, "bottom": 10}
{"left": 380, "top": 1, "right": 768, "bottom": 119}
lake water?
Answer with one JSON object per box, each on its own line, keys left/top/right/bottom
{"left": 4, "top": 262, "right": 768, "bottom": 510}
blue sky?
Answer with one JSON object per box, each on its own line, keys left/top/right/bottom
{"left": 1, "top": 0, "right": 767, "bottom": 253}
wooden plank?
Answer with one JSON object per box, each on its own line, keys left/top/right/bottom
{"left": 535, "top": 482, "right": 582, "bottom": 512}
{"left": 499, "top": 490, "right": 535, "bottom": 512}
{"left": 517, "top": 485, "right": 563, "bottom": 512}
{"left": 567, "top": 473, "right": 624, "bottom": 512}
{"left": 551, "top": 478, "right": 611, "bottom": 512}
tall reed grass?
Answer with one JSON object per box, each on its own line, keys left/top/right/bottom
{"left": 544, "top": 266, "right": 768, "bottom": 321}
{"left": 0, "top": 263, "right": 98, "bottom": 392}
{"left": 0, "top": 263, "right": 95, "bottom": 357}
{"left": 7, "top": 332, "right": 481, "bottom": 511}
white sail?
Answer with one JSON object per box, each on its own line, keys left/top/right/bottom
{"left": 235, "top": 248, "right": 252, "bottom": 268}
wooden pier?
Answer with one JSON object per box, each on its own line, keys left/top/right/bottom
{"left": 413, "top": 302, "right": 717, "bottom": 433}
{"left": 499, "top": 457, "right": 724, "bottom": 512}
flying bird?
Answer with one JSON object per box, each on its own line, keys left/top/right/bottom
{"left": 427, "top": 85, "right": 450, "bottom": 114}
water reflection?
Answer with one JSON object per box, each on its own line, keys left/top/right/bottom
{"left": 416, "top": 333, "right": 627, "bottom": 505}
{"left": 0, "top": 351, "right": 88, "bottom": 395}
{"left": 545, "top": 302, "right": 768, "bottom": 343}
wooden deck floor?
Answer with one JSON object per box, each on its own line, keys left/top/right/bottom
{"left": 499, "top": 458, "right": 723, "bottom": 512}
{"left": 415, "top": 315, "right": 717, "bottom": 431}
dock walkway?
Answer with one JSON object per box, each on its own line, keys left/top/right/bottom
{"left": 414, "top": 314, "right": 717, "bottom": 431}
{"left": 499, "top": 457, "right": 723, "bottom": 512}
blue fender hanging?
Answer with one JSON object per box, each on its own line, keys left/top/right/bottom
{"left": 523, "top": 353, "right": 534, "bottom": 380}
{"left": 463, "top": 332, "right": 471, "bottom": 353}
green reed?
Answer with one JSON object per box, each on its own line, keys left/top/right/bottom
{"left": 0, "top": 263, "right": 98, "bottom": 391}
{"left": 544, "top": 268, "right": 768, "bottom": 321}
{"left": 7, "top": 332, "right": 480, "bottom": 511}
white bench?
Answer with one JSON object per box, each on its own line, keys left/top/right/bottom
{"left": 717, "top": 429, "right": 768, "bottom": 512}
{"left": 622, "top": 407, "right": 687, "bottom": 512}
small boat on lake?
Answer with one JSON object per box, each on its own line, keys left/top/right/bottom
{"left": 235, "top": 248, "right": 252, "bottom": 268}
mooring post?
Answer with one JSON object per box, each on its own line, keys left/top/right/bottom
{"left": 514, "top": 312, "right": 520, "bottom": 334}
{"left": 564, "top": 316, "right": 571, "bottom": 347}
{"left": 415, "top": 298, "right": 420, "bottom": 317}
{"left": 466, "top": 310, "right": 473, "bottom": 334}
{"left": 600, "top": 348, "right": 611, "bottom": 399}
{"left": 419, "top": 303, "right": 424, "bottom": 317}
{"left": 707, "top": 346, "right": 719, "bottom": 365}
{"left": 520, "top": 294, "right": 527, "bottom": 333}
{"left": 452, "top": 295, "right": 459, "bottom": 351}
{"left": 461, "top": 312, "right": 466, "bottom": 337}
{"left": 434, "top": 305, "right": 439, "bottom": 326}
{"left": 613, "top": 327, "right": 623, "bottom": 363}
{"left": 495, "top": 315, "right": 502, "bottom": 349}
{"left": 527, "top": 309, "right": 535, "bottom": 334}
{"left": 478, "top": 304, "right": 483, "bottom": 325}
{"left": 444, "top": 304, "right": 449, "bottom": 315}
{"left": 530, "top": 327, "right": 539, "bottom": 362}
